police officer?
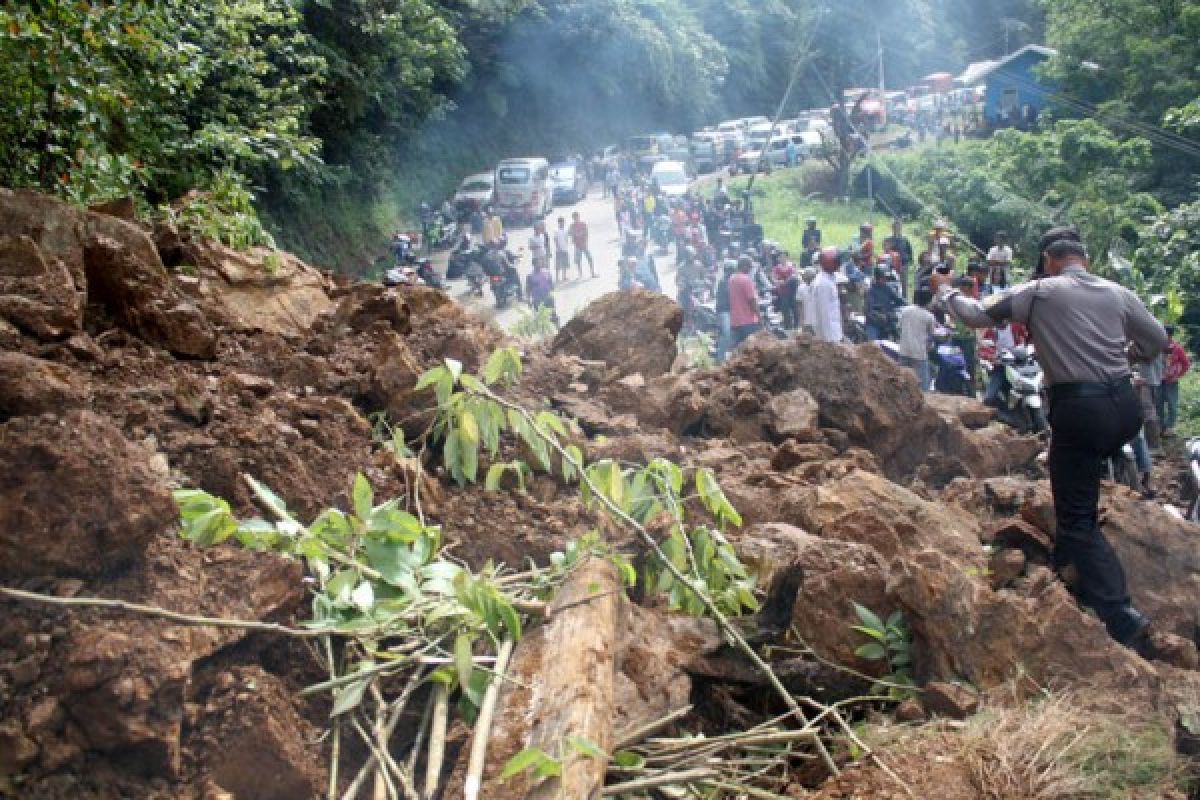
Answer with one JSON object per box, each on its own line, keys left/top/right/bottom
{"left": 937, "top": 226, "right": 1167, "bottom": 647}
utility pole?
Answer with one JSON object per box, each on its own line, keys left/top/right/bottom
{"left": 867, "top": 29, "right": 884, "bottom": 210}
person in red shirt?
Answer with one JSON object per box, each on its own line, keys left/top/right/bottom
{"left": 569, "top": 211, "right": 595, "bottom": 278}
{"left": 1161, "top": 324, "right": 1191, "bottom": 435}
{"left": 728, "top": 256, "right": 761, "bottom": 347}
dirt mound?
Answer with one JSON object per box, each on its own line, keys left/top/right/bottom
{"left": 641, "top": 334, "right": 1042, "bottom": 483}
{"left": 1, "top": 188, "right": 1198, "bottom": 799}
{"left": 552, "top": 289, "right": 682, "bottom": 379}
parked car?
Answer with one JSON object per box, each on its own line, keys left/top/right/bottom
{"left": 627, "top": 133, "right": 672, "bottom": 172}
{"left": 650, "top": 160, "right": 690, "bottom": 198}
{"left": 549, "top": 161, "right": 589, "bottom": 204}
{"left": 452, "top": 171, "right": 495, "bottom": 211}
{"left": 689, "top": 133, "right": 720, "bottom": 173}
{"left": 494, "top": 157, "right": 551, "bottom": 225}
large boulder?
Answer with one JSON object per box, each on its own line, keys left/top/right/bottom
{"left": 734, "top": 523, "right": 891, "bottom": 673}
{"left": 0, "top": 352, "right": 90, "bottom": 421}
{"left": 180, "top": 239, "right": 331, "bottom": 337}
{"left": 553, "top": 290, "right": 682, "bottom": 379}
{"left": 0, "top": 410, "right": 176, "bottom": 580}
{"left": 58, "top": 545, "right": 304, "bottom": 777}
{"left": 84, "top": 213, "right": 217, "bottom": 358}
{"left": 0, "top": 189, "right": 86, "bottom": 338}
{"left": 784, "top": 469, "right": 985, "bottom": 565}
{"left": 1099, "top": 491, "right": 1200, "bottom": 642}
{"left": 889, "top": 549, "right": 1153, "bottom": 690}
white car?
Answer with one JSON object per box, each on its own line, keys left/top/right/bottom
{"left": 650, "top": 161, "right": 690, "bottom": 198}
{"left": 453, "top": 172, "right": 495, "bottom": 210}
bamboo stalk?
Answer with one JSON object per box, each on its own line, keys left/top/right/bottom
{"left": 423, "top": 683, "right": 450, "bottom": 800}
{"left": 600, "top": 768, "right": 717, "bottom": 796}
{"left": 463, "top": 639, "right": 514, "bottom": 800}
{"left": 614, "top": 704, "right": 694, "bottom": 750}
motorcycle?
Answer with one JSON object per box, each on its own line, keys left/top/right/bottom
{"left": 483, "top": 249, "right": 522, "bottom": 309}
{"left": 1107, "top": 443, "right": 1142, "bottom": 494}
{"left": 930, "top": 328, "right": 973, "bottom": 396}
{"left": 844, "top": 313, "right": 868, "bottom": 344}
{"left": 426, "top": 212, "right": 461, "bottom": 251}
{"left": 986, "top": 346, "right": 1047, "bottom": 434}
{"left": 415, "top": 258, "right": 444, "bottom": 290}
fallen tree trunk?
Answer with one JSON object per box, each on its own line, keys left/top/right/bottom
{"left": 475, "top": 555, "right": 621, "bottom": 799}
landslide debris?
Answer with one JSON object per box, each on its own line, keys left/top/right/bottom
{"left": 1, "top": 189, "right": 1198, "bottom": 799}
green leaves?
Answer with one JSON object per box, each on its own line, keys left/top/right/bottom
{"left": 174, "top": 489, "right": 238, "bottom": 546}
{"left": 695, "top": 467, "right": 742, "bottom": 529}
{"left": 850, "top": 603, "right": 916, "bottom": 700}
{"left": 483, "top": 347, "right": 523, "bottom": 387}
{"left": 501, "top": 747, "right": 561, "bottom": 781}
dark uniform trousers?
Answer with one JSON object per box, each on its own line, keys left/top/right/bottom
{"left": 1046, "top": 381, "right": 1142, "bottom": 638}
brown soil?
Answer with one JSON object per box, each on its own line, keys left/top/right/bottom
{"left": 1, "top": 189, "right": 1197, "bottom": 799}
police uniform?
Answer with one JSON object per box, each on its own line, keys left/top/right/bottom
{"left": 941, "top": 265, "right": 1167, "bottom": 644}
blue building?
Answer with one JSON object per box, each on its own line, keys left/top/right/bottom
{"left": 957, "top": 45, "right": 1067, "bottom": 128}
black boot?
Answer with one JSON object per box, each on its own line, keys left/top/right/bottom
{"left": 1103, "top": 605, "right": 1151, "bottom": 649}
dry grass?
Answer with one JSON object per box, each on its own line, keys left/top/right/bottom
{"left": 956, "top": 695, "right": 1183, "bottom": 799}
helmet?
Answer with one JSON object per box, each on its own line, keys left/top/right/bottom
{"left": 1011, "top": 345, "right": 1033, "bottom": 364}
{"left": 999, "top": 350, "right": 1016, "bottom": 365}
{"left": 873, "top": 265, "right": 890, "bottom": 280}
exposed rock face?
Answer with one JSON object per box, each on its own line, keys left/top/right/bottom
{"left": 180, "top": 239, "right": 332, "bottom": 337}
{"left": 0, "top": 410, "right": 176, "bottom": 580}
{"left": 0, "top": 189, "right": 86, "bottom": 338}
{"left": 552, "top": 289, "right": 683, "bottom": 379}
{"left": 84, "top": 221, "right": 217, "bottom": 359}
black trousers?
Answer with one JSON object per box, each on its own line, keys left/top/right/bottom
{"left": 1047, "top": 382, "right": 1142, "bottom": 631}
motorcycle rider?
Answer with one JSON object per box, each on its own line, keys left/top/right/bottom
{"left": 864, "top": 265, "right": 904, "bottom": 340}
{"left": 939, "top": 229, "right": 1167, "bottom": 648}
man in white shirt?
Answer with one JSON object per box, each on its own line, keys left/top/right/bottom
{"left": 797, "top": 266, "right": 817, "bottom": 333}
{"left": 987, "top": 231, "right": 1013, "bottom": 289}
{"left": 553, "top": 216, "right": 571, "bottom": 281}
{"left": 811, "top": 247, "right": 843, "bottom": 343}
{"left": 897, "top": 288, "right": 937, "bottom": 391}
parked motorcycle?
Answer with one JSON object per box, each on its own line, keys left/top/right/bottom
{"left": 986, "top": 346, "right": 1046, "bottom": 434}
{"left": 931, "top": 328, "right": 973, "bottom": 396}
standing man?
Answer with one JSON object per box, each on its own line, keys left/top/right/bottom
{"left": 527, "top": 220, "right": 549, "bottom": 273}
{"left": 482, "top": 207, "right": 504, "bottom": 247}
{"left": 728, "top": 256, "right": 761, "bottom": 347}
{"left": 883, "top": 218, "right": 914, "bottom": 297}
{"left": 897, "top": 288, "right": 937, "bottom": 391}
{"left": 1160, "top": 325, "right": 1191, "bottom": 436}
{"left": 864, "top": 266, "right": 904, "bottom": 340}
{"left": 939, "top": 229, "right": 1167, "bottom": 647}
{"left": 812, "top": 246, "right": 844, "bottom": 344}
{"left": 987, "top": 231, "right": 1013, "bottom": 290}
{"left": 802, "top": 217, "right": 822, "bottom": 252}
{"left": 553, "top": 216, "right": 571, "bottom": 282}
{"left": 714, "top": 260, "right": 736, "bottom": 363}
{"left": 570, "top": 211, "right": 595, "bottom": 278}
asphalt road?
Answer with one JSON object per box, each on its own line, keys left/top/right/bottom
{"left": 446, "top": 187, "right": 679, "bottom": 332}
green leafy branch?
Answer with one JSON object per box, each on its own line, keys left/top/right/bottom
{"left": 851, "top": 603, "right": 916, "bottom": 700}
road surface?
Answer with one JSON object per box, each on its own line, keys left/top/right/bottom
{"left": 444, "top": 187, "right": 679, "bottom": 331}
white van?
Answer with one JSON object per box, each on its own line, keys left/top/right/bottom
{"left": 650, "top": 160, "right": 690, "bottom": 198}
{"left": 494, "top": 158, "right": 551, "bottom": 225}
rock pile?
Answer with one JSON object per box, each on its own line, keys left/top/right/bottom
{"left": 1, "top": 189, "right": 1197, "bottom": 798}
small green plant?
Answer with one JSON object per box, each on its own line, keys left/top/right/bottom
{"left": 162, "top": 169, "right": 277, "bottom": 251}
{"left": 678, "top": 332, "right": 715, "bottom": 370}
{"left": 174, "top": 472, "right": 528, "bottom": 716}
{"left": 851, "top": 603, "right": 916, "bottom": 699}
{"left": 500, "top": 735, "right": 624, "bottom": 789}
{"left": 511, "top": 304, "right": 559, "bottom": 341}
